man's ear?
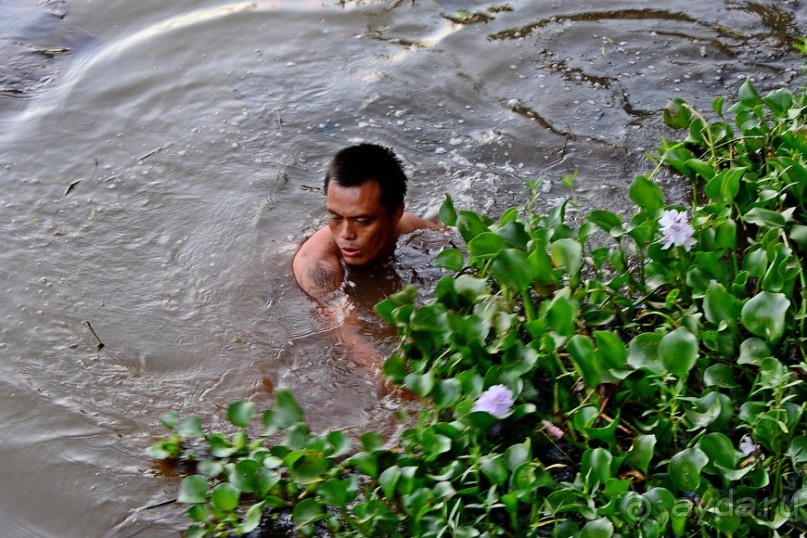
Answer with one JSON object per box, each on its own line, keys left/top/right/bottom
{"left": 392, "top": 202, "right": 404, "bottom": 224}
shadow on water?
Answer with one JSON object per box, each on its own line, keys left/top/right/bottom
{"left": 0, "top": 0, "right": 804, "bottom": 536}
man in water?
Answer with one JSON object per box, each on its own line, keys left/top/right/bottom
{"left": 293, "top": 143, "right": 440, "bottom": 299}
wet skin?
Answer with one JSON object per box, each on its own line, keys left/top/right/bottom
{"left": 292, "top": 180, "right": 437, "bottom": 300}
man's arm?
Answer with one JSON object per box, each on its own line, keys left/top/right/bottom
{"left": 292, "top": 226, "right": 344, "bottom": 299}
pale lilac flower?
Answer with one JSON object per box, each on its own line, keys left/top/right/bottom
{"left": 658, "top": 209, "right": 696, "bottom": 251}
{"left": 739, "top": 435, "right": 758, "bottom": 457}
{"left": 471, "top": 385, "right": 514, "bottom": 418}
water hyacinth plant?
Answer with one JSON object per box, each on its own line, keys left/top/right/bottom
{"left": 149, "top": 50, "right": 807, "bottom": 537}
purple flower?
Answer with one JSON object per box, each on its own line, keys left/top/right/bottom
{"left": 658, "top": 209, "right": 696, "bottom": 251}
{"left": 471, "top": 385, "right": 514, "bottom": 418}
{"left": 739, "top": 435, "right": 758, "bottom": 457}
{"left": 541, "top": 420, "right": 565, "bottom": 440}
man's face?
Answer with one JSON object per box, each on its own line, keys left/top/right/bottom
{"left": 326, "top": 180, "right": 403, "bottom": 266}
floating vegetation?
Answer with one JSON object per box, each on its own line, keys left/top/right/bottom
{"left": 148, "top": 42, "right": 807, "bottom": 537}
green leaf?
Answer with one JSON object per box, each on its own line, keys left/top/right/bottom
{"left": 468, "top": 232, "right": 507, "bottom": 260}
{"left": 432, "top": 378, "right": 462, "bottom": 409}
{"left": 593, "top": 330, "right": 628, "bottom": 370}
{"left": 582, "top": 447, "right": 613, "bottom": 488}
{"left": 581, "top": 517, "right": 614, "bottom": 538}
{"left": 227, "top": 400, "right": 255, "bottom": 428}
{"left": 663, "top": 98, "right": 692, "bottom": 129}
{"left": 434, "top": 248, "right": 464, "bottom": 271}
{"left": 629, "top": 175, "right": 665, "bottom": 212}
{"left": 291, "top": 454, "right": 330, "bottom": 484}
{"left": 659, "top": 327, "right": 699, "bottom": 379}
{"left": 456, "top": 211, "right": 489, "bottom": 242}
{"left": 317, "top": 476, "right": 358, "bottom": 508}
{"left": 178, "top": 475, "right": 209, "bottom": 504}
{"left": 263, "top": 389, "right": 304, "bottom": 434}
{"left": 548, "top": 292, "right": 578, "bottom": 337}
{"left": 703, "top": 281, "right": 740, "bottom": 324}
{"left": 588, "top": 210, "right": 624, "bottom": 234}
{"left": 159, "top": 411, "right": 181, "bottom": 429}
{"left": 504, "top": 439, "right": 531, "bottom": 471}
{"left": 627, "top": 434, "right": 657, "bottom": 475}
{"left": 210, "top": 482, "right": 240, "bottom": 512}
{"left": 550, "top": 238, "right": 583, "bottom": 274}
{"left": 567, "top": 334, "right": 601, "bottom": 387}
{"left": 697, "top": 432, "right": 736, "bottom": 472}
{"left": 231, "top": 458, "right": 262, "bottom": 493}
{"left": 789, "top": 224, "right": 807, "bottom": 252}
{"left": 739, "top": 78, "right": 762, "bottom": 107}
{"left": 240, "top": 501, "right": 266, "bottom": 534}
{"left": 627, "top": 332, "right": 665, "bottom": 374}
{"left": 738, "top": 337, "right": 771, "bottom": 366}
{"left": 741, "top": 291, "right": 790, "bottom": 343}
{"left": 492, "top": 249, "right": 533, "bottom": 291}
{"left": 177, "top": 416, "right": 204, "bottom": 438}
{"left": 404, "top": 371, "right": 435, "bottom": 397}
{"left": 763, "top": 88, "right": 793, "bottom": 116}
{"left": 439, "top": 194, "right": 457, "bottom": 226}
{"left": 480, "top": 455, "right": 509, "bottom": 486}
{"left": 787, "top": 437, "right": 807, "bottom": 464}
{"left": 704, "top": 168, "right": 743, "bottom": 205}
{"left": 669, "top": 447, "right": 708, "bottom": 492}
{"left": 703, "top": 363, "right": 737, "bottom": 388}
{"left": 292, "top": 498, "right": 324, "bottom": 528}
{"left": 744, "top": 208, "right": 786, "bottom": 228}
{"left": 326, "top": 430, "right": 352, "bottom": 458}
{"left": 378, "top": 465, "right": 401, "bottom": 500}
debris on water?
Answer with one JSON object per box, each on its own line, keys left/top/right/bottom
{"left": 64, "top": 179, "right": 81, "bottom": 196}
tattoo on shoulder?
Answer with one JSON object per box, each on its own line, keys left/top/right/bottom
{"left": 307, "top": 261, "right": 341, "bottom": 294}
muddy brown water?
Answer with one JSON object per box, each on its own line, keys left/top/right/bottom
{"left": 0, "top": 0, "right": 804, "bottom": 536}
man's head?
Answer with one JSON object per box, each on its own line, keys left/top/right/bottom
{"left": 323, "top": 143, "right": 408, "bottom": 216}
{"left": 323, "top": 144, "right": 408, "bottom": 266}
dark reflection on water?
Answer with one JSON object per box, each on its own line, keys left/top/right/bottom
{"left": 0, "top": 0, "right": 804, "bottom": 535}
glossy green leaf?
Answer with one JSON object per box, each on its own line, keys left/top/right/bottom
{"left": 704, "top": 167, "right": 743, "bottom": 205}
{"left": 582, "top": 447, "right": 613, "bottom": 488}
{"left": 567, "top": 334, "right": 601, "bottom": 387}
{"left": 741, "top": 291, "right": 790, "bottom": 343}
{"left": 659, "top": 327, "right": 699, "bottom": 379}
{"left": 588, "top": 210, "right": 623, "bottom": 234}
{"left": 177, "top": 416, "right": 204, "bottom": 438}
{"left": 378, "top": 465, "right": 401, "bottom": 500}
{"left": 669, "top": 447, "right": 708, "bottom": 492}
{"left": 627, "top": 332, "right": 665, "bottom": 374}
{"left": 663, "top": 98, "right": 692, "bottom": 129}
{"left": 432, "top": 378, "right": 462, "bottom": 409}
{"left": 456, "top": 211, "right": 489, "bottom": 242}
{"left": 550, "top": 238, "right": 583, "bottom": 274}
{"left": 211, "top": 482, "right": 240, "bottom": 512}
{"left": 627, "top": 434, "right": 657, "bottom": 475}
{"left": 434, "top": 248, "right": 464, "bottom": 271}
{"left": 231, "top": 458, "right": 262, "bottom": 493}
{"left": 227, "top": 400, "right": 255, "bottom": 428}
{"left": 580, "top": 517, "right": 614, "bottom": 538}
{"left": 703, "top": 363, "right": 737, "bottom": 388}
{"left": 744, "top": 207, "right": 786, "bottom": 228}
{"left": 739, "top": 78, "right": 762, "bottom": 107}
{"left": 703, "top": 281, "right": 740, "bottom": 324}
{"left": 504, "top": 439, "right": 531, "bottom": 471}
{"left": 240, "top": 501, "right": 265, "bottom": 534}
{"left": 480, "top": 455, "right": 508, "bottom": 486}
{"left": 292, "top": 498, "right": 324, "bottom": 528}
{"left": 439, "top": 194, "right": 457, "bottom": 226}
{"left": 318, "top": 476, "right": 358, "bottom": 508}
{"left": 178, "top": 475, "right": 209, "bottom": 504}
{"left": 492, "top": 249, "right": 533, "bottom": 291}
{"left": 629, "top": 175, "right": 665, "bottom": 212}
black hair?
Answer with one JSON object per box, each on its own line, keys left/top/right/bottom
{"left": 323, "top": 143, "right": 407, "bottom": 215}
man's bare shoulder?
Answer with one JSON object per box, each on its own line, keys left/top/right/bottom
{"left": 292, "top": 227, "right": 344, "bottom": 299}
{"left": 397, "top": 212, "right": 442, "bottom": 234}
